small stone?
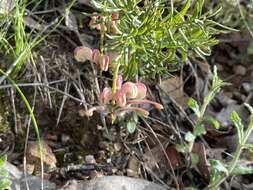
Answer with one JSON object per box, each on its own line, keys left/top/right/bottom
{"left": 242, "top": 83, "right": 253, "bottom": 93}
{"left": 85, "top": 155, "right": 96, "bottom": 164}
{"left": 233, "top": 65, "right": 247, "bottom": 76}
{"left": 61, "top": 134, "right": 70, "bottom": 144}
{"left": 26, "top": 141, "right": 57, "bottom": 175}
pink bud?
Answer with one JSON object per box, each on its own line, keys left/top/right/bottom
{"left": 116, "top": 75, "right": 123, "bottom": 90}
{"left": 100, "top": 87, "right": 112, "bottom": 104}
{"left": 89, "top": 13, "right": 99, "bottom": 29}
{"left": 82, "top": 106, "right": 106, "bottom": 118}
{"left": 121, "top": 82, "right": 138, "bottom": 99}
{"left": 135, "top": 82, "right": 147, "bottom": 99}
{"left": 96, "top": 23, "right": 107, "bottom": 31}
{"left": 111, "top": 12, "right": 119, "bottom": 21}
{"left": 128, "top": 99, "right": 164, "bottom": 110}
{"left": 115, "top": 91, "right": 126, "bottom": 107}
{"left": 92, "top": 49, "right": 100, "bottom": 64}
{"left": 74, "top": 46, "right": 93, "bottom": 62}
{"left": 110, "top": 21, "right": 122, "bottom": 34}
{"left": 100, "top": 55, "right": 110, "bottom": 71}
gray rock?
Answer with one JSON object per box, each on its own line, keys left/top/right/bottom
{"left": 2, "top": 161, "right": 56, "bottom": 190}
{"left": 20, "top": 176, "right": 56, "bottom": 190}
{"left": 59, "top": 176, "right": 166, "bottom": 190}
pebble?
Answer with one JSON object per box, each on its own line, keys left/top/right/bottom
{"left": 85, "top": 155, "right": 96, "bottom": 164}
{"left": 242, "top": 82, "right": 253, "bottom": 93}
{"left": 2, "top": 162, "right": 56, "bottom": 190}
{"left": 61, "top": 134, "right": 70, "bottom": 144}
{"left": 233, "top": 65, "right": 247, "bottom": 76}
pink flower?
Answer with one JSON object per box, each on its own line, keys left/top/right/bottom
{"left": 110, "top": 21, "right": 122, "bottom": 34}
{"left": 100, "top": 55, "right": 110, "bottom": 71}
{"left": 74, "top": 46, "right": 93, "bottom": 62}
{"left": 111, "top": 12, "right": 119, "bottom": 21}
{"left": 92, "top": 49, "right": 100, "bottom": 64}
{"left": 115, "top": 91, "right": 126, "bottom": 107}
{"left": 135, "top": 82, "right": 147, "bottom": 99}
{"left": 100, "top": 87, "right": 112, "bottom": 104}
{"left": 116, "top": 75, "right": 123, "bottom": 90}
{"left": 83, "top": 106, "right": 105, "bottom": 118}
{"left": 128, "top": 99, "right": 164, "bottom": 110}
{"left": 121, "top": 82, "right": 138, "bottom": 99}
{"left": 89, "top": 13, "right": 107, "bottom": 31}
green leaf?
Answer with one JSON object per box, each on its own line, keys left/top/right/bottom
{"left": 176, "top": 144, "right": 187, "bottom": 153}
{"left": 0, "top": 155, "right": 7, "bottom": 167}
{"left": 0, "top": 169, "right": 9, "bottom": 177}
{"left": 188, "top": 98, "right": 200, "bottom": 117}
{"left": 185, "top": 132, "right": 196, "bottom": 142}
{"left": 231, "top": 111, "right": 244, "bottom": 144}
{"left": 184, "top": 187, "right": 199, "bottom": 190}
{"left": 209, "top": 159, "right": 228, "bottom": 176}
{"left": 127, "top": 121, "right": 137, "bottom": 134}
{"left": 203, "top": 116, "right": 220, "bottom": 129}
{"left": 191, "top": 153, "right": 199, "bottom": 165}
{"left": 193, "top": 125, "right": 206, "bottom": 136}
{"left": 231, "top": 165, "right": 253, "bottom": 176}
{"left": 0, "top": 179, "right": 12, "bottom": 190}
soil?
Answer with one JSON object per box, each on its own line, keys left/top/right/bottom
{"left": 1, "top": 2, "right": 253, "bottom": 190}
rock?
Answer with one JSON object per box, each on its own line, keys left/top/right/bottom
{"left": 2, "top": 161, "right": 56, "bottom": 190}
{"left": 59, "top": 176, "right": 166, "bottom": 190}
{"left": 20, "top": 176, "right": 56, "bottom": 190}
{"left": 233, "top": 65, "right": 247, "bottom": 76}
{"left": 26, "top": 141, "right": 57, "bottom": 175}
{"left": 85, "top": 155, "right": 96, "bottom": 164}
{"left": 242, "top": 83, "right": 253, "bottom": 93}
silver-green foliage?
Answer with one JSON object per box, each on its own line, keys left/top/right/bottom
{"left": 91, "top": 0, "right": 231, "bottom": 79}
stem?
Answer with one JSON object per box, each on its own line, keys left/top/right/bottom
{"left": 100, "top": 17, "right": 105, "bottom": 54}
{"left": 205, "top": 118, "right": 253, "bottom": 189}
{"left": 112, "top": 62, "right": 120, "bottom": 94}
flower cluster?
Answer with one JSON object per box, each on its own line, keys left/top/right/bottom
{"left": 74, "top": 46, "right": 110, "bottom": 71}
{"left": 84, "top": 75, "right": 164, "bottom": 119}
{"left": 89, "top": 12, "right": 121, "bottom": 34}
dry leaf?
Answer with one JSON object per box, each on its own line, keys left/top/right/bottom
{"left": 159, "top": 76, "right": 188, "bottom": 108}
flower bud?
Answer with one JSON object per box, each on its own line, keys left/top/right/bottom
{"left": 89, "top": 15, "right": 98, "bottom": 29}
{"left": 92, "top": 49, "right": 100, "bottom": 64}
{"left": 135, "top": 82, "right": 147, "bottom": 99}
{"left": 116, "top": 75, "right": 123, "bottom": 90}
{"left": 74, "top": 46, "right": 93, "bottom": 62}
{"left": 128, "top": 99, "right": 164, "bottom": 110}
{"left": 110, "top": 21, "right": 122, "bottom": 34}
{"left": 122, "top": 82, "right": 138, "bottom": 99}
{"left": 82, "top": 106, "right": 106, "bottom": 118}
{"left": 100, "top": 87, "right": 112, "bottom": 104}
{"left": 100, "top": 55, "right": 110, "bottom": 71}
{"left": 111, "top": 12, "right": 119, "bottom": 21}
{"left": 115, "top": 91, "right": 126, "bottom": 107}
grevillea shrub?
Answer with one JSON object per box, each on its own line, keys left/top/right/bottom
{"left": 84, "top": 75, "right": 163, "bottom": 125}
